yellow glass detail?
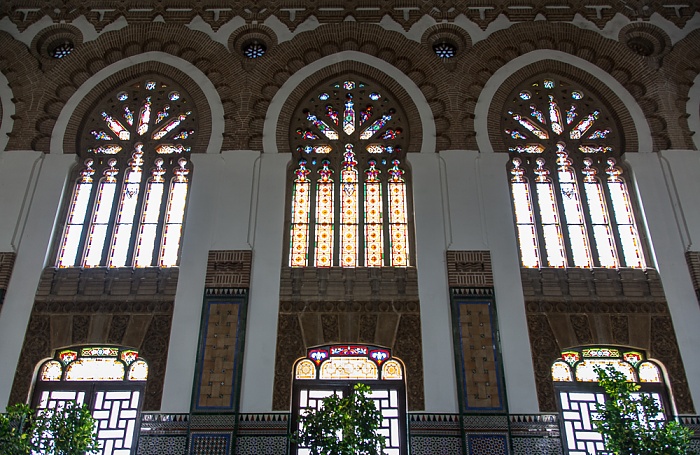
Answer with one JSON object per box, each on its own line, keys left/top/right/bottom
{"left": 40, "top": 361, "right": 63, "bottom": 381}
{"left": 381, "top": 360, "right": 403, "bottom": 380}
{"left": 296, "top": 359, "right": 317, "bottom": 380}
{"left": 319, "top": 357, "right": 378, "bottom": 380}
{"left": 551, "top": 360, "right": 573, "bottom": 382}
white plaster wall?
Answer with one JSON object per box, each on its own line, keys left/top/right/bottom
{"left": 411, "top": 153, "right": 458, "bottom": 412}
{"left": 476, "top": 153, "right": 539, "bottom": 413}
{"left": 624, "top": 153, "right": 700, "bottom": 412}
{"left": 239, "top": 153, "right": 288, "bottom": 412}
{"left": 161, "top": 151, "right": 260, "bottom": 411}
{"left": 0, "top": 154, "right": 75, "bottom": 410}
{"left": 658, "top": 150, "right": 700, "bottom": 251}
{"left": 0, "top": 152, "right": 44, "bottom": 250}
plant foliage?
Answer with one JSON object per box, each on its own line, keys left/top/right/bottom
{"left": 293, "top": 383, "right": 386, "bottom": 455}
{"left": 0, "top": 401, "right": 99, "bottom": 455}
{"left": 594, "top": 366, "right": 693, "bottom": 455}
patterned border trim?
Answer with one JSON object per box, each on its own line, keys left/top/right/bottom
{"left": 686, "top": 252, "right": 700, "bottom": 301}
{"left": 446, "top": 251, "right": 493, "bottom": 288}
{"left": 206, "top": 251, "right": 252, "bottom": 288}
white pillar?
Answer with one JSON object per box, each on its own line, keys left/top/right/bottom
{"left": 476, "top": 153, "right": 539, "bottom": 413}
{"left": 161, "top": 151, "right": 260, "bottom": 412}
{"left": 411, "top": 153, "right": 458, "bottom": 412}
{"left": 658, "top": 150, "right": 700, "bottom": 247}
{"left": 0, "top": 153, "right": 75, "bottom": 410}
{"left": 239, "top": 153, "right": 288, "bottom": 412}
{"left": 625, "top": 152, "right": 700, "bottom": 412}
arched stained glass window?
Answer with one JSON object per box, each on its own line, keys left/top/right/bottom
{"left": 504, "top": 78, "right": 645, "bottom": 269}
{"left": 552, "top": 347, "right": 669, "bottom": 455}
{"left": 57, "top": 80, "right": 195, "bottom": 268}
{"left": 289, "top": 79, "right": 411, "bottom": 268}
{"left": 33, "top": 346, "right": 148, "bottom": 455}
{"left": 292, "top": 345, "right": 407, "bottom": 455}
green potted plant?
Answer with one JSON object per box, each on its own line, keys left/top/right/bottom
{"left": 293, "top": 383, "right": 386, "bottom": 455}
{"left": 594, "top": 366, "right": 693, "bottom": 455}
{"left": 0, "top": 401, "right": 99, "bottom": 455}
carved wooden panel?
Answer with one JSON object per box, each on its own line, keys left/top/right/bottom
{"left": 446, "top": 251, "right": 493, "bottom": 288}
{"left": 205, "top": 251, "right": 252, "bottom": 288}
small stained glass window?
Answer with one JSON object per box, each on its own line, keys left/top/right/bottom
{"left": 243, "top": 40, "right": 266, "bottom": 59}
{"left": 433, "top": 42, "right": 456, "bottom": 59}
{"left": 504, "top": 77, "right": 645, "bottom": 269}
{"left": 288, "top": 77, "right": 412, "bottom": 268}
{"left": 51, "top": 41, "right": 74, "bottom": 59}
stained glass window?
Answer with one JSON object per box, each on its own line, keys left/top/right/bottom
{"left": 57, "top": 79, "right": 195, "bottom": 268}
{"left": 33, "top": 346, "right": 148, "bottom": 455}
{"left": 552, "top": 347, "right": 668, "bottom": 455}
{"left": 292, "top": 345, "right": 407, "bottom": 455}
{"left": 289, "top": 79, "right": 411, "bottom": 267}
{"left": 504, "top": 78, "right": 645, "bottom": 269}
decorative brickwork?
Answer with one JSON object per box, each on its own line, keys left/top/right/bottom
{"left": 0, "top": 252, "right": 16, "bottom": 310}
{"left": 686, "top": 251, "right": 700, "bottom": 301}
{"left": 521, "top": 267, "right": 694, "bottom": 414}
{"left": 1, "top": 2, "right": 694, "bottom": 33}
{"left": 9, "top": 267, "right": 177, "bottom": 410}
{"left": 205, "top": 251, "right": 252, "bottom": 288}
{"left": 447, "top": 251, "right": 493, "bottom": 288}
{"left": 274, "top": 266, "right": 424, "bottom": 411}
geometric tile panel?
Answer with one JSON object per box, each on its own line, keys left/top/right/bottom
{"left": 466, "top": 434, "right": 508, "bottom": 455}
{"left": 234, "top": 436, "right": 288, "bottom": 455}
{"left": 511, "top": 437, "right": 563, "bottom": 455}
{"left": 190, "top": 433, "right": 231, "bottom": 455}
{"left": 189, "top": 414, "right": 236, "bottom": 429}
{"left": 463, "top": 415, "right": 509, "bottom": 431}
{"left": 137, "top": 435, "right": 187, "bottom": 455}
{"left": 409, "top": 413, "right": 461, "bottom": 436}
{"left": 194, "top": 298, "right": 246, "bottom": 411}
{"left": 237, "top": 413, "right": 289, "bottom": 434}
{"left": 454, "top": 299, "right": 504, "bottom": 411}
{"left": 410, "top": 436, "right": 463, "bottom": 455}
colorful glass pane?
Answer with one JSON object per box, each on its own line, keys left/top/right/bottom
{"left": 388, "top": 161, "right": 409, "bottom": 267}
{"left": 108, "top": 150, "right": 144, "bottom": 267}
{"left": 360, "top": 106, "right": 373, "bottom": 125}
{"left": 575, "top": 359, "right": 635, "bottom": 382}
{"left": 326, "top": 106, "right": 339, "bottom": 126}
{"left": 127, "top": 360, "right": 149, "bottom": 381}
{"left": 123, "top": 106, "right": 134, "bottom": 126}
{"left": 155, "top": 105, "right": 170, "bottom": 124}
{"left": 102, "top": 112, "right": 130, "bottom": 140}
{"left": 511, "top": 159, "right": 540, "bottom": 268}
{"left": 296, "top": 359, "right": 316, "bottom": 380}
{"left": 579, "top": 146, "right": 613, "bottom": 154}
{"left": 152, "top": 112, "right": 191, "bottom": 140}
{"left": 551, "top": 361, "right": 573, "bottom": 381}
{"left": 510, "top": 112, "right": 549, "bottom": 140}
{"left": 41, "top": 361, "right": 63, "bottom": 381}
{"left": 582, "top": 159, "right": 618, "bottom": 267}
{"left": 534, "top": 160, "right": 566, "bottom": 267}
{"left": 315, "top": 164, "right": 334, "bottom": 267}
{"left": 58, "top": 163, "right": 95, "bottom": 267}
{"left": 91, "top": 130, "right": 113, "bottom": 141}
{"left": 570, "top": 111, "right": 599, "bottom": 139}
{"left": 83, "top": 169, "right": 118, "bottom": 267}
{"left": 381, "top": 360, "right": 403, "bottom": 380}
{"left": 290, "top": 161, "right": 311, "bottom": 267}
{"left": 548, "top": 95, "right": 564, "bottom": 135}
{"left": 360, "top": 113, "right": 392, "bottom": 140}
{"left": 319, "top": 357, "right": 378, "bottom": 380}
{"left": 582, "top": 347, "right": 620, "bottom": 358}
{"left": 566, "top": 105, "right": 577, "bottom": 125}
{"left": 587, "top": 129, "right": 610, "bottom": 139}
{"left": 307, "top": 113, "right": 339, "bottom": 140}
{"left": 297, "top": 129, "right": 320, "bottom": 140}
{"left": 623, "top": 352, "right": 643, "bottom": 366}
{"left": 340, "top": 146, "right": 359, "bottom": 267}
{"left": 65, "top": 358, "right": 125, "bottom": 381}
{"left": 556, "top": 147, "right": 591, "bottom": 267}
{"left": 509, "top": 144, "right": 545, "bottom": 154}
{"left": 343, "top": 95, "right": 355, "bottom": 135}
{"left": 530, "top": 105, "right": 546, "bottom": 124}
{"left": 134, "top": 161, "right": 165, "bottom": 268}
{"left": 638, "top": 362, "right": 661, "bottom": 383}
{"left": 364, "top": 174, "right": 383, "bottom": 267}
{"left": 137, "top": 98, "right": 152, "bottom": 136}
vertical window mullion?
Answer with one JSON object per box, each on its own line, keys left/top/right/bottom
{"left": 83, "top": 159, "right": 120, "bottom": 267}
{"left": 364, "top": 159, "right": 383, "bottom": 267}
{"left": 603, "top": 159, "right": 644, "bottom": 268}
{"left": 290, "top": 159, "right": 312, "bottom": 267}
{"left": 388, "top": 159, "right": 409, "bottom": 267}
{"left": 581, "top": 158, "right": 618, "bottom": 268}
{"left": 58, "top": 160, "right": 96, "bottom": 267}
{"left": 534, "top": 157, "right": 567, "bottom": 267}
{"left": 510, "top": 158, "right": 541, "bottom": 268}
{"left": 159, "top": 158, "right": 190, "bottom": 267}
{"left": 315, "top": 160, "right": 334, "bottom": 267}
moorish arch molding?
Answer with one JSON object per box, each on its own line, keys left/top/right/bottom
{"left": 475, "top": 51, "right": 653, "bottom": 154}
{"left": 50, "top": 52, "right": 223, "bottom": 155}
{"left": 0, "top": 70, "right": 14, "bottom": 153}
{"left": 687, "top": 72, "right": 700, "bottom": 151}
{"left": 263, "top": 51, "right": 436, "bottom": 154}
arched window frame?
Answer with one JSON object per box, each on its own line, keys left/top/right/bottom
{"left": 287, "top": 78, "right": 414, "bottom": 268}
{"left": 504, "top": 77, "right": 648, "bottom": 269}
{"left": 291, "top": 345, "right": 408, "bottom": 455}
{"left": 33, "top": 346, "right": 148, "bottom": 455}
{"left": 552, "top": 346, "right": 671, "bottom": 455}
{"left": 55, "top": 79, "right": 195, "bottom": 269}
